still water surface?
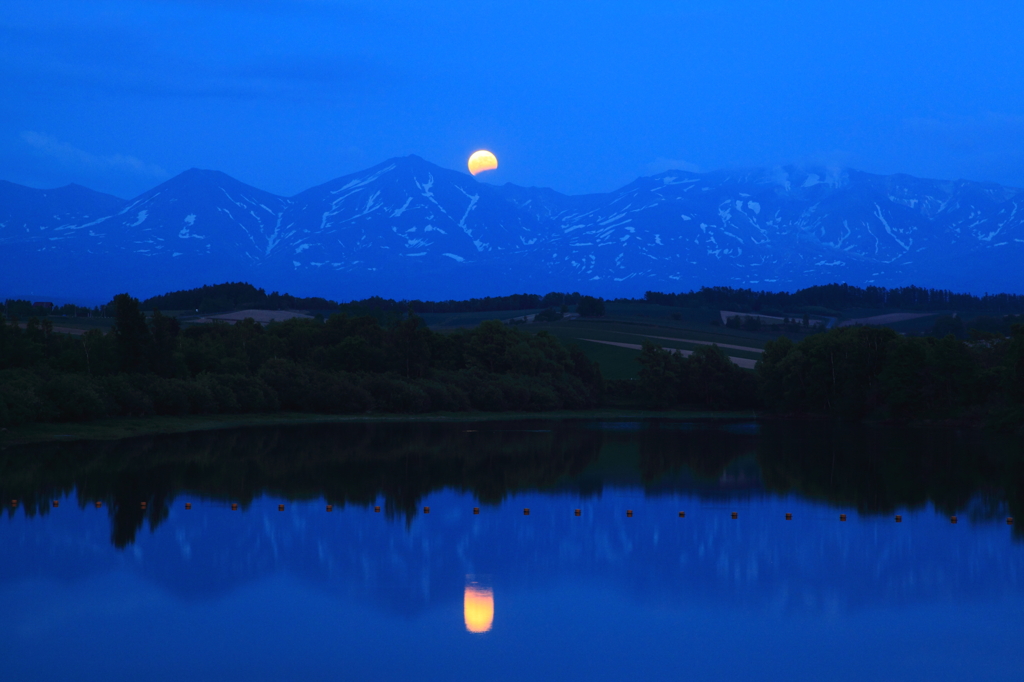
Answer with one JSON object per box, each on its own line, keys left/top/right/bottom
{"left": 1, "top": 420, "right": 1023, "bottom": 681}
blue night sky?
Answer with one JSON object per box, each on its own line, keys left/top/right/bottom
{"left": 3, "top": 0, "right": 1023, "bottom": 199}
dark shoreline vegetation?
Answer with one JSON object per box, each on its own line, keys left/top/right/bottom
{"left": 8, "top": 280, "right": 1024, "bottom": 320}
{"left": 1, "top": 282, "right": 1023, "bottom": 432}
{"left": 2, "top": 420, "right": 1022, "bottom": 547}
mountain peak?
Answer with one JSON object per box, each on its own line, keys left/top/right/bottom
{"left": 136, "top": 168, "right": 283, "bottom": 201}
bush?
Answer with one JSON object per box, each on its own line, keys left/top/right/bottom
{"left": 97, "top": 375, "right": 154, "bottom": 417}
{"left": 419, "top": 379, "right": 469, "bottom": 412}
{"left": 306, "top": 372, "right": 372, "bottom": 413}
{"left": 741, "top": 316, "right": 762, "bottom": 332}
{"left": 526, "top": 383, "right": 561, "bottom": 411}
{"left": 467, "top": 377, "right": 507, "bottom": 411}
{"left": 686, "top": 345, "right": 758, "bottom": 409}
{"left": 637, "top": 342, "right": 759, "bottom": 410}
{"left": 183, "top": 381, "right": 218, "bottom": 415}
{"left": 214, "top": 374, "right": 279, "bottom": 412}
{"left": 259, "top": 359, "right": 372, "bottom": 413}
{"left": 42, "top": 375, "right": 108, "bottom": 421}
{"left": 535, "top": 308, "right": 563, "bottom": 322}
{"left": 361, "top": 375, "right": 430, "bottom": 412}
{"left": 258, "top": 359, "right": 311, "bottom": 410}
{"left": 141, "top": 377, "right": 192, "bottom": 416}
{"left": 196, "top": 374, "right": 239, "bottom": 413}
{"left": 0, "top": 369, "right": 48, "bottom": 426}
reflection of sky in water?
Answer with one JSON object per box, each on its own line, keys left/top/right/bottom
{"left": 2, "top": 487, "right": 1023, "bottom": 680}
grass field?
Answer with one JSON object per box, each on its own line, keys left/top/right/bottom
{"left": 418, "top": 308, "right": 547, "bottom": 328}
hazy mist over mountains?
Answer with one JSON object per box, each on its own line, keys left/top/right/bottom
{"left": 3, "top": 155, "right": 1023, "bottom": 302}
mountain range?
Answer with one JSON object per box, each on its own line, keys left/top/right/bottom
{"left": 3, "top": 155, "right": 1023, "bottom": 302}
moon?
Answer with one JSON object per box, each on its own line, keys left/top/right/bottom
{"left": 468, "top": 150, "right": 498, "bottom": 176}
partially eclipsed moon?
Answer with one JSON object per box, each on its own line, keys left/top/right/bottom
{"left": 468, "top": 150, "right": 498, "bottom": 176}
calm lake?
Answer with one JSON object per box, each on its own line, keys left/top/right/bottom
{"left": 2, "top": 419, "right": 1023, "bottom": 681}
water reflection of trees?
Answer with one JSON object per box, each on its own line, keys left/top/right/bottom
{"left": 0, "top": 422, "right": 605, "bottom": 547}
{"left": 635, "top": 421, "right": 1024, "bottom": 532}
{"left": 2, "top": 419, "right": 1022, "bottom": 547}
{"left": 754, "top": 422, "right": 1024, "bottom": 524}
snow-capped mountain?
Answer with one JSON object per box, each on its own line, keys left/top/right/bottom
{"left": 505, "top": 166, "right": 1024, "bottom": 294}
{"left": 2, "top": 156, "right": 1023, "bottom": 301}
{"left": 262, "top": 156, "right": 548, "bottom": 294}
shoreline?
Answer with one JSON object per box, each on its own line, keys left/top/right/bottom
{"left": 0, "top": 409, "right": 761, "bottom": 447}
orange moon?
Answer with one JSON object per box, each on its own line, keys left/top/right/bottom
{"left": 468, "top": 150, "right": 498, "bottom": 176}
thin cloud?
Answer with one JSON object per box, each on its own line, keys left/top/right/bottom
{"left": 642, "top": 158, "right": 701, "bottom": 175}
{"left": 1, "top": 3, "right": 392, "bottom": 102}
{"left": 21, "top": 132, "right": 168, "bottom": 178}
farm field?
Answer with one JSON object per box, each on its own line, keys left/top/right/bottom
{"left": 521, "top": 302, "right": 812, "bottom": 379}
{"left": 416, "top": 299, "right": 956, "bottom": 380}
{"left": 17, "top": 317, "right": 114, "bottom": 334}
{"left": 530, "top": 317, "right": 775, "bottom": 378}
{"left": 419, "top": 308, "right": 547, "bottom": 328}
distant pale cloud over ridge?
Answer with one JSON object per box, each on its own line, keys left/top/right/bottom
{"left": 21, "top": 132, "right": 168, "bottom": 183}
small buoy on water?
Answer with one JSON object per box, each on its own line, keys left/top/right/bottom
{"left": 140, "top": 501, "right": 147, "bottom": 510}
{"left": 840, "top": 514, "right": 847, "bottom": 521}
{"left": 473, "top": 507, "right": 479, "bottom": 514}
{"left": 185, "top": 503, "right": 192, "bottom": 510}
{"left": 326, "top": 505, "right": 333, "bottom": 512}
{"left": 375, "top": 506, "right": 381, "bottom": 513}
{"left": 231, "top": 503, "right": 238, "bottom": 511}
{"left": 785, "top": 513, "right": 792, "bottom": 520}
{"left": 731, "top": 512, "right": 738, "bottom": 519}
{"left": 95, "top": 501, "right": 102, "bottom": 509}
{"left": 951, "top": 516, "right": 958, "bottom": 524}
{"left": 278, "top": 504, "right": 285, "bottom": 511}
{"left": 10, "top": 500, "right": 16, "bottom": 508}
{"left": 626, "top": 510, "right": 633, "bottom": 517}
{"left": 574, "top": 509, "right": 581, "bottom": 516}
{"left": 895, "top": 515, "right": 902, "bottom": 522}
{"left": 524, "top": 508, "right": 530, "bottom": 516}
{"left": 423, "top": 506, "right": 430, "bottom": 514}
{"left": 678, "top": 511, "right": 685, "bottom": 518}
{"left": 52, "top": 500, "right": 59, "bottom": 508}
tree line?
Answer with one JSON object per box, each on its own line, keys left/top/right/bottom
{"left": 3, "top": 291, "right": 1023, "bottom": 429}
{"left": 137, "top": 281, "right": 601, "bottom": 316}
{"left": 3, "top": 299, "right": 102, "bottom": 318}
{"left": 0, "top": 293, "right": 603, "bottom": 428}
{"left": 645, "top": 283, "right": 1024, "bottom": 315}
{"left": 755, "top": 324, "right": 1024, "bottom": 423}
{"left": 620, "top": 322, "right": 1024, "bottom": 425}
{"left": 10, "top": 281, "right": 1024, "bottom": 323}
{"left": 140, "top": 282, "right": 338, "bottom": 314}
